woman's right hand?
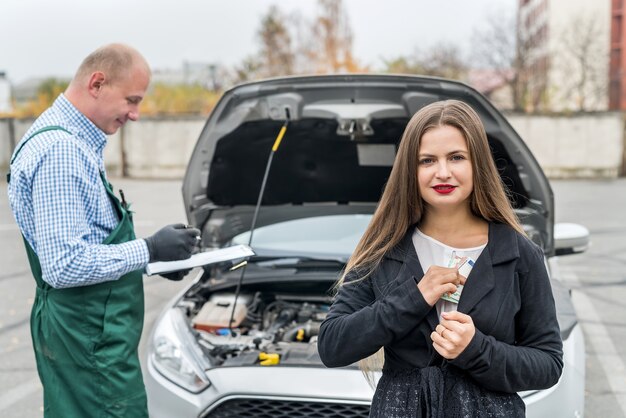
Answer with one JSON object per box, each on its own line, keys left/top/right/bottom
{"left": 417, "top": 266, "right": 466, "bottom": 306}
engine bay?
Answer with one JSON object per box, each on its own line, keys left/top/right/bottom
{"left": 177, "top": 287, "right": 332, "bottom": 368}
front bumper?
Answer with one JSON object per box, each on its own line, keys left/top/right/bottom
{"left": 146, "top": 325, "right": 585, "bottom": 418}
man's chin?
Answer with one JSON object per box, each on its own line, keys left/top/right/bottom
{"left": 105, "top": 122, "right": 123, "bottom": 135}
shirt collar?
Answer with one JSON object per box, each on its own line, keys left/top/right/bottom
{"left": 54, "top": 94, "right": 108, "bottom": 155}
{"left": 386, "top": 222, "right": 520, "bottom": 265}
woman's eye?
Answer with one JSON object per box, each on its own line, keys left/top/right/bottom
{"left": 451, "top": 154, "right": 466, "bottom": 161}
{"left": 419, "top": 158, "right": 434, "bottom": 165}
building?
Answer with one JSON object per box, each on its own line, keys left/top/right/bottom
{"left": 610, "top": 0, "right": 626, "bottom": 109}
{"left": 518, "top": 0, "right": 611, "bottom": 112}
{"left": 152, "top": 61, "right": 220, "bottom": 90}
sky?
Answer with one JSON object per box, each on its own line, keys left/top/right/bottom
{"left": 0, "top": 0, "right": 516, "bottom": 84}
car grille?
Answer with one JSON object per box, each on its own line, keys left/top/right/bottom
{"left": 203, "top": 398, "right": 370, "bottom": 418}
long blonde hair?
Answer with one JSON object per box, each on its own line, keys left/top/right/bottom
{"left": 339, "top": 99, "right": 525, "bottom": 382}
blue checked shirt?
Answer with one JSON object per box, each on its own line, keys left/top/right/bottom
{"left": 8, "top": 94, "right": 149, "bottom": 288}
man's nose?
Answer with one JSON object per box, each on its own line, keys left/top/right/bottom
{"left": 128, "top": 110, "right": 139, "bottom": 122}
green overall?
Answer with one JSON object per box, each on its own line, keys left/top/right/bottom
{"left": 11, "top": 127, "right": 148, "bottom": 417}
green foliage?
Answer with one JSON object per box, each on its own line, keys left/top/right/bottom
{"left": 140, "top": 82, "right": 221, "bottom": 116}
{"left": 382, "top": 43, "right": 468, "bottom": 81}
{"left": 383, "top": 57, "right": 425, "bottom": 75}
{"left": 14, "top": 78, "right": 69, "bottom": 118}
{"left": 38, "top": 78, "right": 69, "bottom": 100}
{"left": 14, "top": 79, "right": 220, "bottom": 118}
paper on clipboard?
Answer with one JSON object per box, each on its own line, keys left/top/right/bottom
{"left": 145, "top": 244, "right": 255, "bottom": 276}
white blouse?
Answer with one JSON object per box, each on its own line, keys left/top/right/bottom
{"left": 412, "top": 228, "right": 486, "bottom": 320}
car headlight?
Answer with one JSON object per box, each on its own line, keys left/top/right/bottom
{"left": 150, "top": 307, "right": 211, "bottom": 393}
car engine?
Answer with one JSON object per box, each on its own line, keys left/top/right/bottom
{"left": 178, "top": 291, "right": 331, "bottom": 368}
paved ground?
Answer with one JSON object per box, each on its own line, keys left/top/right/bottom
{"left": 0, "top": 177, "right": 625, "bottom": 417}
{"left": 551, "top": 178, "right": 626, "bottom": 418}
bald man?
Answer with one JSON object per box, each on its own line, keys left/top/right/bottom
{"left": 7, "top": 43, "right": 199, "bottom": 417}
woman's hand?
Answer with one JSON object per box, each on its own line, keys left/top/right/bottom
{"left": 431, "top": 311, "right": 475, "bottom": 360}
{"left": 417, "top": 265, "right": 465, "bottom": 306}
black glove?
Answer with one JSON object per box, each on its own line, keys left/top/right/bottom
{"left": 144, "top": 223, "right": 201, "bottom": 263}
{"left": 160, "top": 268, "right": 192, "bottom": 281}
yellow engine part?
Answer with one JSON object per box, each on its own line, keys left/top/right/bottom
{"left": 296, "top": 328, "right": 305, "bottom": 341}
{"left": 259, "top": 352, "right": 280, "bottom": 366}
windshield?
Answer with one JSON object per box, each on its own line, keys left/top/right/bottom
{"left": 231, "top": 214, "right": 373, "bottom": 257}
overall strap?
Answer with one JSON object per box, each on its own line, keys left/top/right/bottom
{"left": 6, "top": 125, "right": 72, "bottom": 183}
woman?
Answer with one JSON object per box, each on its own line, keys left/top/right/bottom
{"left": 317, "top": 100, "right": 563, "bottom": 417}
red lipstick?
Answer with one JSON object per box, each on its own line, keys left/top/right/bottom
{"left": 433, "top": 184, "right": 456, "bottom": 194}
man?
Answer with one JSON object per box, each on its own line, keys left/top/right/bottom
{"left": 7, "top": 43, "right": 199, "bottom": 417}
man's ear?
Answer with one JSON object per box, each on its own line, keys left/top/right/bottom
{"left": 87, "top": 71, "right": 106, "bottom": 98}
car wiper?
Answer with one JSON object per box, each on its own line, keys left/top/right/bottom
{"left": 250, "top": 255, "right": 346, "bottom": 269}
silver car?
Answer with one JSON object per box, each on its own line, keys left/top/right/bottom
{"left": 145, "top": 75, "right": 588, "bottom": 418}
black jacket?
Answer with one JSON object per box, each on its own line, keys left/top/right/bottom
{"left": 318, "top": 223, "right": 563, "bottom": 393}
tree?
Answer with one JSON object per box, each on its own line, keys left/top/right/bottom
{"left": 471, "top": 8, "right": 531, "bottom": 112}
{"left": 140, "top": 83, "right": 220, "bottom": 116}
{"left": 557, "top": 12, "right": 608, "bottom": 111}
{"left": 382, "top": 43, "right": 468, "bottom": 81}
{"left": 227, "top": 0, "right": 366, "bottom": 83}
{"left": 38, "top": 78, "right": 69, "bottom": 102}
{"left": 257, "top": 5, "right": 295, "bottom": 77}
{"left": 14, "top": 78, "right": 69, "bottom": 118}
{"left": 418, "top": 42, "right": 468, "bottom": 80}
{"left": 307, "top": 0, "right": 364, "bottom": 73}
{"left": 383, "top": 56, "right": 425, "bottom": 75}
{"left": 229, "top": 56, "right": 263, "bottom": 85}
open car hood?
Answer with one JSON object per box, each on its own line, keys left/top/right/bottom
{"left": 182, "top": 74, "right": 554, "bottom": 253}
